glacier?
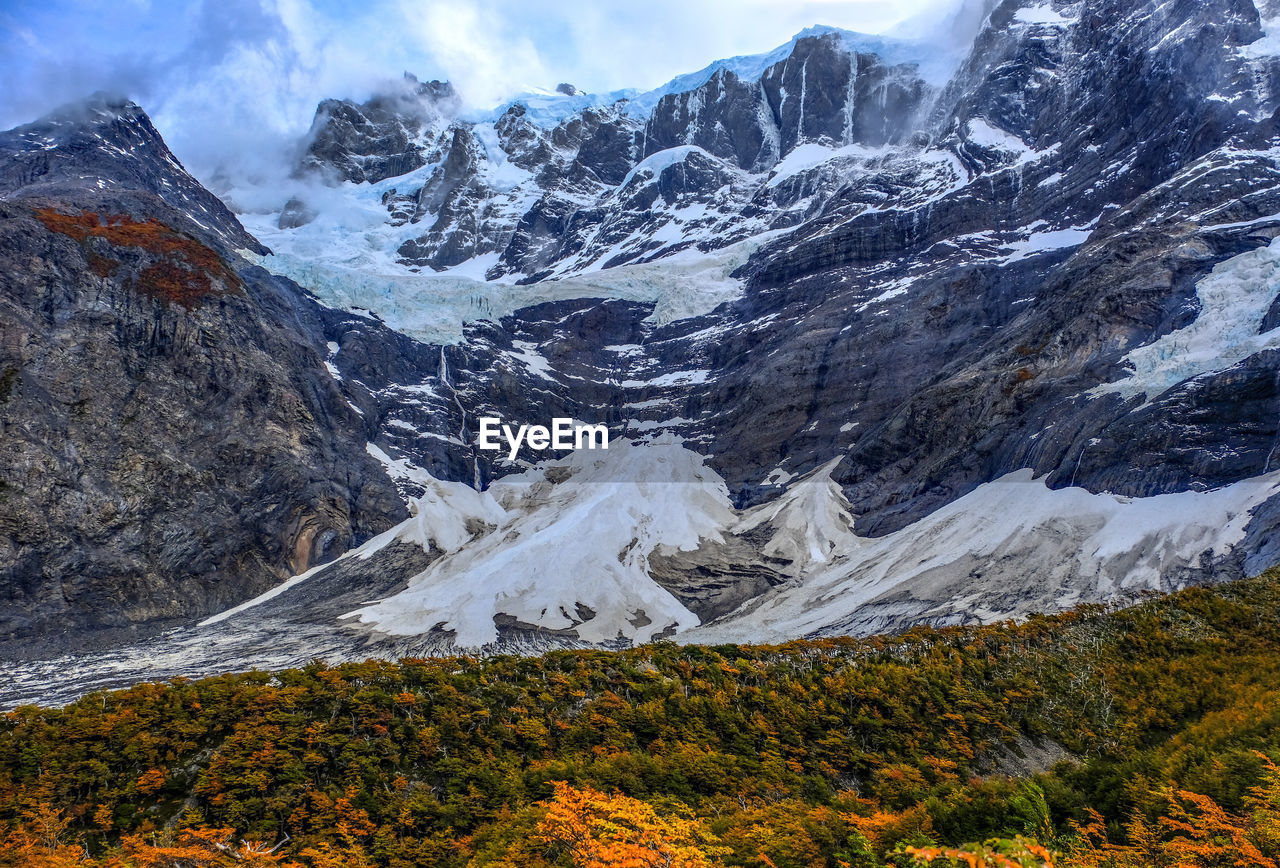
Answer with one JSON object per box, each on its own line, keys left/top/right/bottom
{"left": 1091, "top": 232, "right": 1280, "bottom": 403}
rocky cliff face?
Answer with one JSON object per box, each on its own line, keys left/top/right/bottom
{"left": 304, "top": 74, "right": 460, "bottom": 185}
{"left": 0, "top": 95, "right": 411, "bottom": 654}
{"left": 7, "top": 0, "right": 1280, "bottom": 699}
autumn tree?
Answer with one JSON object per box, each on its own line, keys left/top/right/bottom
{"left": 534, "top": 781, "right": 726, "bottom": 868}
{"left": 904, "top": 836, "right": 1056, "bottom": 868}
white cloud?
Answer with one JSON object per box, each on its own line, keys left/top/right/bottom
{"left": 401, "top": 0, "right": 550, "bottom": 107}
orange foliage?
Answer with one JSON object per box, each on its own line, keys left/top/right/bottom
{"left": 1064, "top": 759, "right": 1280, "bottom": 867}
{"left": 135, "top": 769, "right": 166, "bottom": 796}
{"left": 1, "top": 576, "right": 1279, "bottom": 867}
{"left": 906, "top": 837, "right": 1055, "bottom": 868}
{"left": 0, "top": 802, "right": 86, "bottom": 868}
{"left": 848, "top": 804, "right": 934, "bottom": 854}
{"left": 33, "top": 207, "right": 239, "bottom": 308}
{"left": 113, "top": 827, "right": 293, "bottom": 867}
{"left": 535, "top": 781, "right": 726, "bottom": 868}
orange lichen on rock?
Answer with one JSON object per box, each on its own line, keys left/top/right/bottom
{"left": 86, "top": 252, "right": 119, "bottom": 278}
{"left": 34, "top": 207, "right": 239, "bottom": 309}
{"left": 137, "top": 261, "right": 219, "bottom": 310}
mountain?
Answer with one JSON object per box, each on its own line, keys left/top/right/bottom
{"left": 7, "top": 0, "right": 1280, "bottom": 701}
{"left": 0, "top": 94, "right": 417, "bottom": 654}
{"left": 251, "top": 26, "right": 949, "bottom": 282}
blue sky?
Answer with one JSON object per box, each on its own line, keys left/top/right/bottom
{"left": 0, "top": 0, "right": 958, "bottom": 178}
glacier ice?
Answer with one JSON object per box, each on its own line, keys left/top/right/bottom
{"left": 1091, "top": 234, "right": 1280, "bottom": 403}
{"left": 345, "top": 437, "right": 736, "bottom": 646}
{"left": 687, "top": 467, "right": 1280, "bottom": 643}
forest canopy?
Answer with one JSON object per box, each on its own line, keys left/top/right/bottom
{"left": 5, "top": 571, "right": 1280, "bottom": 867}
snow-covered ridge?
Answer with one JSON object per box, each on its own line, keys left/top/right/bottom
{"left": 735, "top": 457, "right": 859, "bottom": 575}
{"left": 454, "top": 26, "right": 956, "bottom": 131}
{"left": 689, "top": 468, "right": 1280, "bottom": 643}
{"left": 625, "top": 25, "right": 961, "bottom": 119}
{"left": 465, "top": 25, "right": 961, "bottom": 129}
{"left": 468, "top": 85, "right": 641, "bottom": 128}
{"left": 347, "top": 439, "right": 739, "bottom": 646}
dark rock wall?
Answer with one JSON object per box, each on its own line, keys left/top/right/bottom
{"left": 0, "top": 102, "right": 408, "bottom": 653}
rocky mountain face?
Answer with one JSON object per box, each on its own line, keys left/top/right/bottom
{"left": 0, "top": 95, "right": 415, "bottom": 655}
{"left": 289, "top": 0, "right": 1280, "bottom": 512}
{"left": 282, "top": 27, "right": 942, "bottom": 279}
{"left": 7, "top": 0, "right": 1280, "bottom": 702}
{"left": 304, "top": 75, "right": 460, "bottom": 185}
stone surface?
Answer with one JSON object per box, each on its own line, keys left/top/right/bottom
{"left": 0, "top": 98, "right": 411, "bottom": 655}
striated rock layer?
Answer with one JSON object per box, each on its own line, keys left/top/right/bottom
{"left": 0, "top": 96, "right": 414, "bottom": 654}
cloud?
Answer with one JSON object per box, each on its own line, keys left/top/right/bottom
{"left": 399, "top": 0, "right": 549, "bottom": 107}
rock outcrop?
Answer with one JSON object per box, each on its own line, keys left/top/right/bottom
{"left": 0, "top": 96, "right": 409, "bottom": 654}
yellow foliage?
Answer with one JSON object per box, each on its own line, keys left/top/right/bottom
{"left": 534, "top": 781, "right": 727, "bottom": 868}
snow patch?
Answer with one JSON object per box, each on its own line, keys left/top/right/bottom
{"left": 621, "top": 145, "right": 708, "bottom": 188}
{"left": 965, "top": 118, "right": 1038, "bottom": 163}
{"left": 764, "top": 468, "right": 794, "bottom": 486}
{"left": 688, "top": 468, "right": 1280, "bottom": 643}
{"left": 1002, "top": 225, "right": 1092, "bottom": 262}
{"left": 1090, "top": 235, "right": 1280, "bottom": 402}
{"left": 855, "top": 277, "right": 913, "bottom": 312}
{"left": 766, "top": 142, "right": 890, "bottom": 188}
{"left": 365, "top": 442, "right": 438, "bottom": 491}
{"left": 323, "top": 341, "right": 343, "bottom": 381}
{"left": 1014, "top": 4, "right": 1076, "bottom": 26}
{"left": 507, "top": 341, "right": 557, "bottom": 382}
{"left": 537, "top": 231, "right": 784, "bottom": 328}
{"left": 628, "top": 417, "right": 695, "bottom": 432}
